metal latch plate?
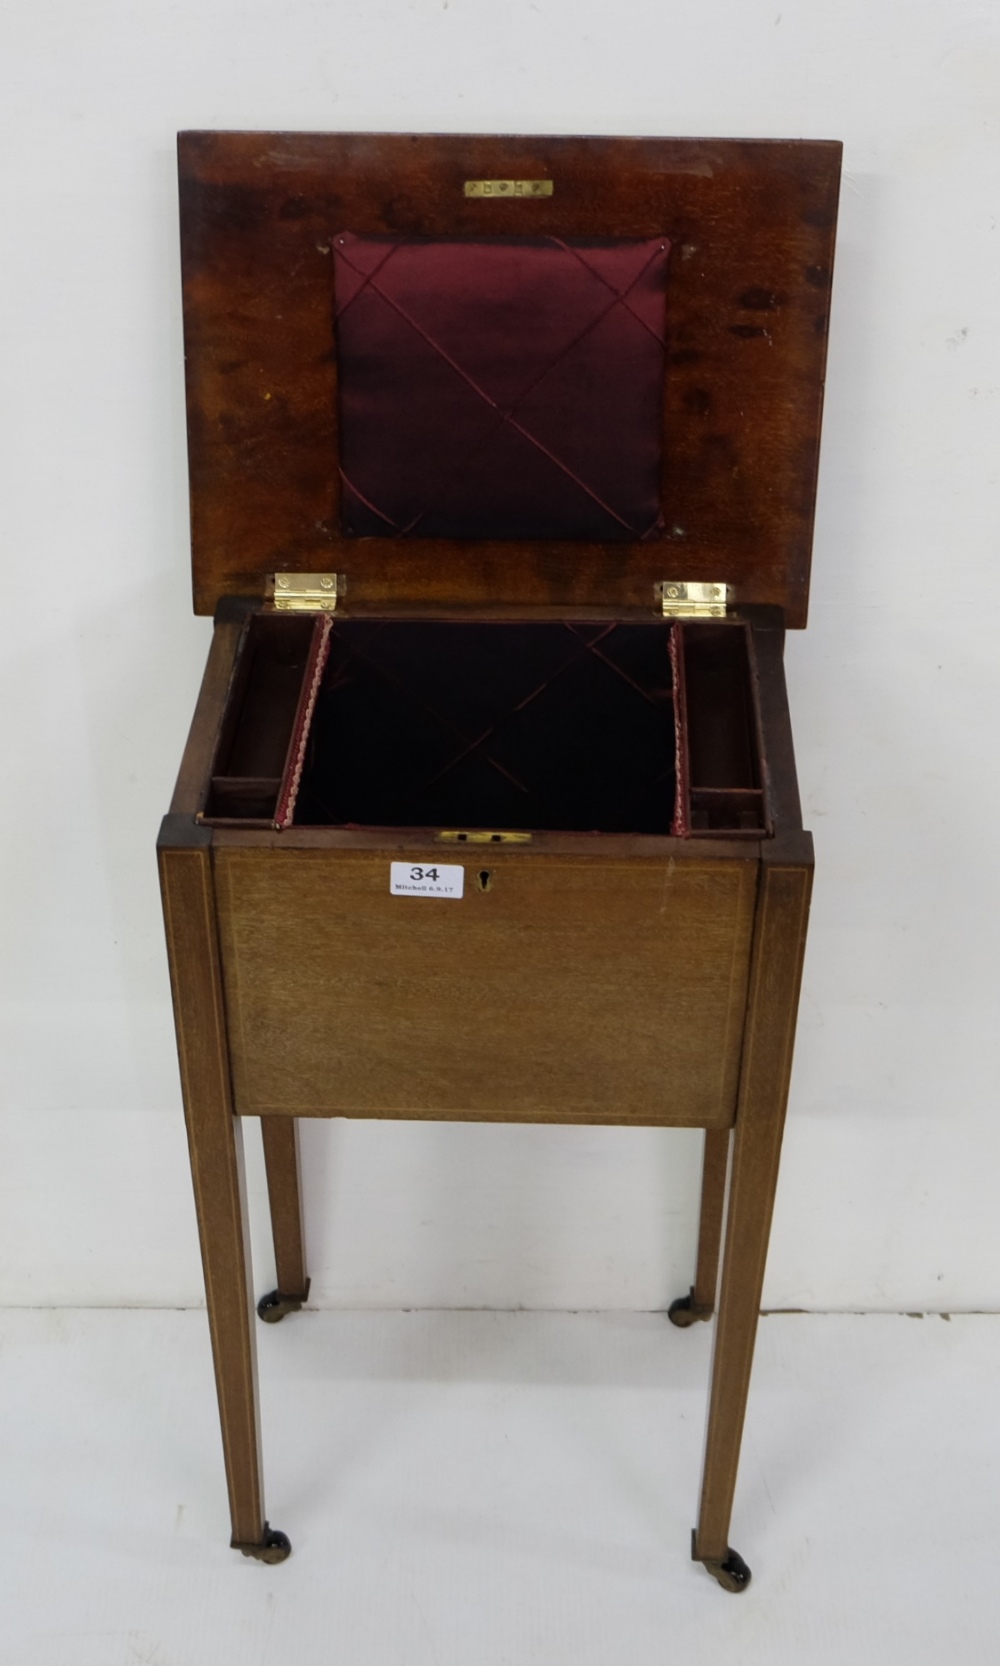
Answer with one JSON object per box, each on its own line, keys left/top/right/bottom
{"left": 437, "top": 830, "right": 533, "bottom": 845}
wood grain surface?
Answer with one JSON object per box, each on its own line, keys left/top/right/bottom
{"left": 691, "top": 1127, "right": 731, "bottom": 1314}
{"left": 214, "top": 847, "right": 757, "bottom": 1125}
{"left": 694, "top": 836, "right": 813, "bottom": 1564}
{"left": 161, "top": 599, "right": 812, "bottom": 1567}
{"left": 179, "top": 132, "right": 840, "bottom": 624}
{"left": 157, "top": 829, "right": 267, "bottom": 1549}
{"left": 169, "top": 601, "right": 251, "bottom": 816}
{"left": 260, "top": 1117, "right": 309, "bottom": 1302}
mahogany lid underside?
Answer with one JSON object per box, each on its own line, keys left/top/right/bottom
{"left": 179, "top": 131, "right": 841, "bottom": 626}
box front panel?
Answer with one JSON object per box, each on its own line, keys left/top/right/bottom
{"left": 214, "top": 848, "right": 757, "bottom": 1126}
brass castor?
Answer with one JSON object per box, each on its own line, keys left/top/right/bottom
{"left": 233, "top": 1523, "right": 292, "bottom": 1564}
{"left": 692, "top": 1533, "right": 752, "bottom": 1593}
{"left": 667, "top": 1289, "right": 712, "bottom": 1328}
{"left": 257, "top": 1281, "right": 310, "bottom": 1323}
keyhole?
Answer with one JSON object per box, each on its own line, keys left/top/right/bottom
{"left": 477, "top": 869, "right": 493, "bottom": 892}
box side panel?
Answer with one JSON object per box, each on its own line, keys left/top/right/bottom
{"left": 169, "top": 607, "right": 250, "bottom": 815}
{"left": 746, "top": 610, "right": 803, "bottom": 834}
{"left": 214, "top": 848, "right": 757, "bottom": 1126}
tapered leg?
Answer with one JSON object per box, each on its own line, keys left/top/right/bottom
{"left": 258, "top": 1117, "right": 311, "bottom": 1322}
{"left": 692, "top": 1129, "right": 730, "bottom": 1311}
{"left": 159, "top": 823, "right": 289, "bottom": 1561}
{"left": 693, "top": 845, "right": 812, "bottom": 1590}
{"left": 668, "top": 1128, "right": 730, "bottom": 1326}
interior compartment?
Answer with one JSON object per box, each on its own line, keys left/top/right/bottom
{"left": 203, "top": 615, "right": 316, "bottom": 822}
{"left": 675, "top": 621, "right": 768, "bottom": 836}
{"left": 201, "top": 614, "right": 769, "bottom": 837}
{"left": 295, "top": 621, "right": 677, "bottom": 834}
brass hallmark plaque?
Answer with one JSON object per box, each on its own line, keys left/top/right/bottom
{"left": 464, "top": 179, "right": 553, "bottom": 198}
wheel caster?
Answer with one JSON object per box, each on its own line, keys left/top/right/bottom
{"left": 257, "top": 1281, "right": 309, "bottom": 1323}
{"left": 667, "top": 1289, "right": 712, "bottom": 1327}
{"left": 233, "top": 1523, "right": 292, "bottom": 1564}
{"left": 692, "top": 1532, "right": 751, "bottom": 1592}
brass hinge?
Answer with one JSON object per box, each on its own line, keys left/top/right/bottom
{"left": 658, "top": 581, "right": 729, "bottom": 619}
{"left": 269, "top": 573, "right": 342, "bottom": 612}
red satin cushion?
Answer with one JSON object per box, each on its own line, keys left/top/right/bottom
{"left": 332, "top": 234, "right": 670, "bottom": 541}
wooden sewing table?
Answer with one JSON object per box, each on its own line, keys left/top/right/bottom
{"left": 159, "top": 130, "right": 839, "bottom": 1592}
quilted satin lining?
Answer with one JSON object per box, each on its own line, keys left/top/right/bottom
{"left": 332, "top": 234, "right": 670, "bottom": 542}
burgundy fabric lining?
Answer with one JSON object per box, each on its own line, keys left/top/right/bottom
{"left": 548, "top": 238, "right": 668, "bottom": 348}
{"left": 334, "top": 240, "right": 657, "bottom": 535}
{"left": 293, "top": 619, "right": 678, "bottom": 834}
{"left": 274, "top": 615, "right": 334, "bottom": 829}
{"left": 331, "top": 620, "right": 663, "bottom": 798}
{"left": 338, "top": 470, "right": 402, "bottom": 531}
{"left": 323, "top": 626, "right": 533, "bottom": 800}
{"left": 332, "top": 234, "right": 670, "bottom": 541}
{"left": 323, "top": 621, "right": 632, "bottom": 800}
{"left": 416, "top": 621, "right": 622, "bottom": 792}
{"left": 669, "top": 623, "right": 690, "bottom": 837}
{"left": 332, "top": 238, "right": 403, "bottom": 322}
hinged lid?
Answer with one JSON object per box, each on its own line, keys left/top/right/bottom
{"left": 179, "top": 132, "right": 841, "bottom": 626}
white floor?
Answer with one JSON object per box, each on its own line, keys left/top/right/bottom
{"left": 0, "top": 1309, "right": 994, "bottom": 1666}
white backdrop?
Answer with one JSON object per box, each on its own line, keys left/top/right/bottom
{"left": 1, "top": 0, "right": 997, "bottom": 1312}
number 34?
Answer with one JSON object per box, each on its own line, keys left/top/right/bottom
{"left": 409, "top": 866, "right": 439, "bottom": 882}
